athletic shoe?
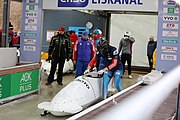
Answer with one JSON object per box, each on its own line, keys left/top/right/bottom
{"left": 128, "top": 75, "right": 132, "bottom": 79}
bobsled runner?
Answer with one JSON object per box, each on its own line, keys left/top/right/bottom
{"left": 38, "top": 71, "right": 102, "bottom": 116}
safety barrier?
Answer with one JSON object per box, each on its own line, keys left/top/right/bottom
{"left": 95, "top": 65, "right": 180, "bottom": 120}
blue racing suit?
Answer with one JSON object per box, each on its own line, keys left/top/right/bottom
{"left": 88, "top": 46, "right": 124, "bottom": 99}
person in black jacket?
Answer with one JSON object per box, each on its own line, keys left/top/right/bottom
{"left": 147, "top": 36, "right": 157, "bottom": 72}
{"left": 46, "top": 26, "right": 70, "bottom": 85}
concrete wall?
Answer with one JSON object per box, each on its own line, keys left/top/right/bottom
{"left": 0, "top": 0, "right": 22, "bottom": 32}
{"left": 42, "top": 10, "right": 107, "bottom": 52}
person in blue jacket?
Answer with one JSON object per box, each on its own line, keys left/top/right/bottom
{"left": 73, "top": 31, "right": 95, "bottom": 78}
{"left": 147, "top": 36, "right": 157, "bottom": 72}
{"left": 84, "top": 40, "right": 124, "bottom": 99}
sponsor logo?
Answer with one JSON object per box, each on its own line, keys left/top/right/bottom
{"left": 25, "top": 25, "right": 37, "bottom": 31}
{"left": 76, "top": 79, "right": 90, "bottom": 89}
{"left": 163, "top": 15, "right": 179, "bottom": 21}
{"left": 161, "top": 46, "right": 177, "bottom": 53}
{"left": 26, "top": 5, "right": 38, "bottom": 11}
{"left": 26, "top": 12, "right": 38, "bottom": 17}
{"left": 24, "top": 32, "right": 36, "bottom": 38}
{"left": 24, "top": 46, "right": 36, "bottom": 51}
{"left": 24, "top": 39, "right": 36, "bottom": 44}
{"left": 162, "top": 39, "right": 178, "bottom": 44}
{"left": 163, "top": 0, "right": 176, "bottom": 6}
{"left": 20, "top": 72, "right": 32, "bottom": 83}
{"left": 161, "top": 54, "right": 177, "bottom": 61}
{"left": 25, "top": 18, "right": 37, "bottom": 24}
{"left": 163, "top": 23, "right": 178, "bottom": 29}
{"left": 58, "top": 0, "right": 88, "bottom": 7}
{"left": 20, "top": 72, "right": 32, "bottom": 92}
{"left": 162, "top": 31, "right": 178, "bottom": 37}
{"left": 163, "top": 8, "right": 179, "bottom": 13}
{"left": 26, "top": 0, "right": 38, "bottom": 4}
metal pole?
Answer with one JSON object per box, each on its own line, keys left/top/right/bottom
{"left": 176, "top": 83, "right": 180, "bottom": 120}
{"left": 2, "top": 0, "right": 10, "bottom": 47}
{"left": 105, "top": 12, "right": 111, "bottom": 41}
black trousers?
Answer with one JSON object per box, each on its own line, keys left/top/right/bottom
{"left": 147, "top": 55, "right": 153, "bottom": 72}
{"left": 121, "top": 54, "right": 132, "bottom": 75}
{"left": 47, "top": 57, "right": 65, "bottom": 84}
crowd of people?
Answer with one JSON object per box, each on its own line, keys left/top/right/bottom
{"left": 0, "top": 22, "right": 21, "bottom": 48}
{"left": 46, "top": 26, "right": 141, "bottom": 100}
{"left": 0, "top": 23, "right": 156, "bottom": 100}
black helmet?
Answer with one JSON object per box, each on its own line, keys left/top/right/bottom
{"left": 97, "top": 39, "right": 109, "bottom": 56}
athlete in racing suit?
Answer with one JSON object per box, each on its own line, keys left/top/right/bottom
{"left": 84, "top": 40, "right": 124, "bottom": 99}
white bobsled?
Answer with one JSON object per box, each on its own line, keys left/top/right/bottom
{"left": 137, "top": 70, "right": 163, "bottom": 85}
{"left": 41, "top": 59, "right": 74, "bottom": 79}
{"left": 38, "top": 72, "right": 102, "bottom": 116}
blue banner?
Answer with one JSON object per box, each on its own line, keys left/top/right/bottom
{"left": 20, "top": 0, "right": 42, "bottom": 63}
{"left": 156, "top": 0, "right": 180, "bottom": 72}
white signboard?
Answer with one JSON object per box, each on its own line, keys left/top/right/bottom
{"left": 24, "top": 39, "right": 37, "bottom": 44}
{"left": 162, "top": 31, "right": 178, "bottom": 37}
{"left": 43, "top": 0, "right": 158, "bottom": 11}
{"left": 161, "top": 46, "right": 177, "bottom": 53}
{"left": 25, "top": 25, "right": 37, "bottom": 31}
{"left": 161, "top": 54, "right": 177, "bottom": 61}
{"left": 26, "top": 0, "right": 38, "bottom": 4}
{"left": 163, "top": 23, "right": 178, "bottom": 29}
{"left": 24, "top": 46, "right": 36, "bottom": 51}
{"left": 25, "top": 18, "right": 38, "bottom": 24}
{"left": 25, "top": 12, "right": 38, "bottom": 17}
{"left": 163, "top": 15, "right": 179, "bottom": 21}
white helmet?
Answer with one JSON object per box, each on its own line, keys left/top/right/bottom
{"left": 124, "top": 31, "right": 131, "bottom": 37}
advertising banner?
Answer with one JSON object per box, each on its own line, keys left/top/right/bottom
{"left": 43, "top": 0, "right": 158, "bottom": 12}
{"left": 0, "top": 69, "right": 39, "bottom": 100}
{"left": 0, "top": 75, "right": 11, "bottom": 99}
{"left": 11, "top": 69, "right": 39, "bottom": 96}
{"left": 20, "top": 0, "right": 42, "bottom": 63}
{"left": 157, "top": 0, "right": 180, "bottom": 72}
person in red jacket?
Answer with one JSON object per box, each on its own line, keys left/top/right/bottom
{"left": 69, "top": 30, "right": 79, "bottom": 50}
{"left": 0, "top": 22, "right": 14, "bottom": 47}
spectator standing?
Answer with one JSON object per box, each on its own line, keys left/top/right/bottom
{"left": 73, "top": 31, "right": 95, "bottom": 77}
{"left": 46, "top": 26, "right": 70, "bottom": 86}
{"left": 118, "top": 31, "right": 135, "bottom": 79}
{"left": 147, "top": 36, "right": 157, "bottom": 72}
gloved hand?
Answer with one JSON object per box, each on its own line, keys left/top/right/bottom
{"left": 98, "top": 69, "right": 104, "bottom": 74}
{"left": 84, "top": 69, "right": 90, "bottom": 75}
{"left": 92, "top": 67, "right": 97, "bottom": 72}
{"left": 46, "top": 55, "right": 52, "bottom": 62}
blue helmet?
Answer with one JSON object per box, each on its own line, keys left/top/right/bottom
{"left": 82, "top": 30, "right": 89, "bottom": 36}
{"left": 93, "top": 29, "right": 102, "bottom": 35}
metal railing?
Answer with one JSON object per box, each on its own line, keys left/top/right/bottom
{"left": 94, "top": 65, "right": 180, "bottom": 120}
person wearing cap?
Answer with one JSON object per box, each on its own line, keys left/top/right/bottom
{"left": 118, "top": 31, "right": 135, "bottom": 79}
{"left": 147, "top": 36, "right": 157, "bottom": 72}
{"left": 46, "top": 26, "right": 71, "bottom": 86}
{"left": 84, "top": 40, "right": 123, "bottom": 99}
{"left": 73, "top": 30, "right": 95, "bottom": 78}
